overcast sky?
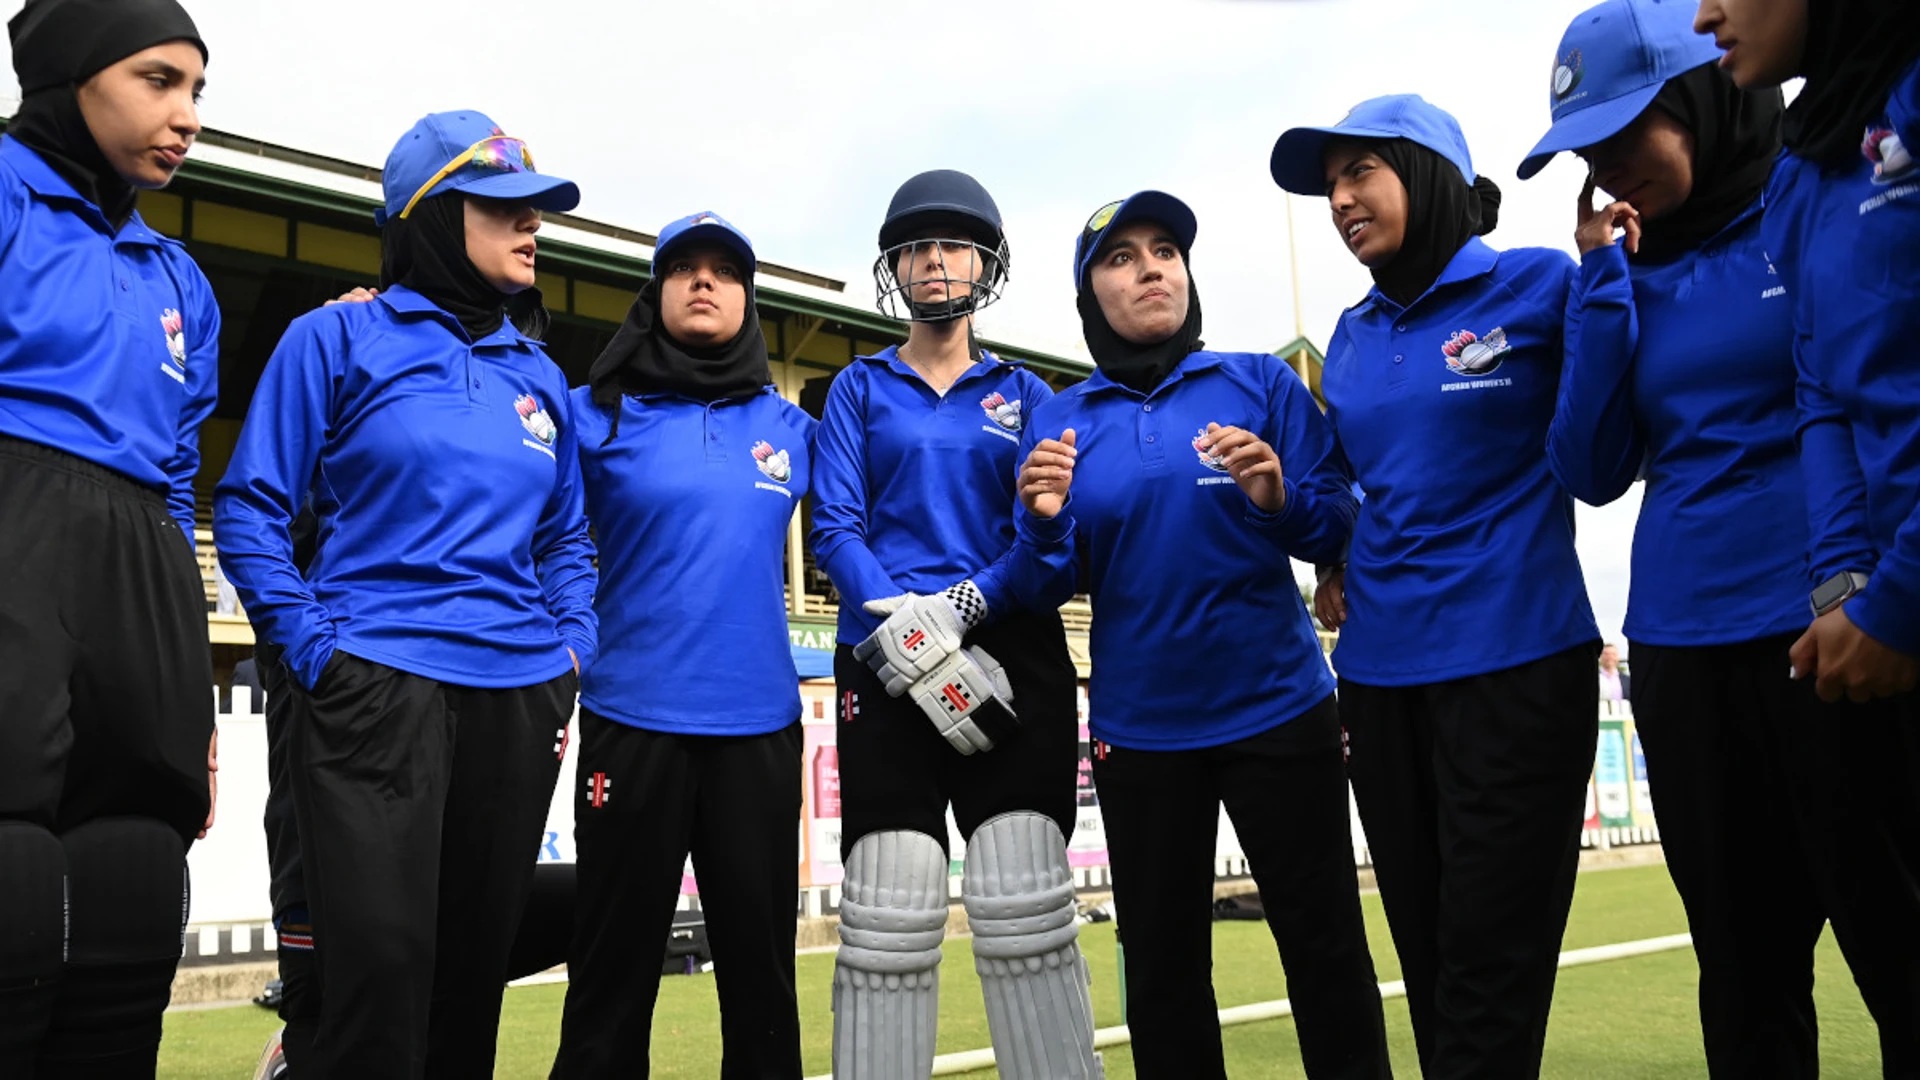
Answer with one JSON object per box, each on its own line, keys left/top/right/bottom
{"left": 5, "top": 0, "right": 1669, "bottom": 649}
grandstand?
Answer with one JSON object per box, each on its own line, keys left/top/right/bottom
{"left": 0, "top": 116, "right": 1335, "bottom": 673}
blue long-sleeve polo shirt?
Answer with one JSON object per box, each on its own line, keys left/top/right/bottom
{"left": 1549, "top": 204, "right": 1810, "bottom": 646}
{"left": 1763, "top": 56, "right": 1920, "bottom": 657}
{"left": 214, "top": 284, "right": 597, "bottom": 690}
{"left": 0, "top": 136, "right": 219, "bottom": 544}
{"left": 1323, "top": 238, "right": 1599, "bottom": 686}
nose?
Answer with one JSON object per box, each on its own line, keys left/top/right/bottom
{"left": 1692, "top": 1, "right": 1716, "bottom": 33}
{"left": 518, "top": 208, "right": 543, "bottom": 233}
{"left": 1330, "top": 181, "right": 1355, "bottom": 216}
{"left": 171, "top": 93, "right": 201, "bottom": 138}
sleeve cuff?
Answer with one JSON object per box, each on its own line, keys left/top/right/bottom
{"left": 1850, "top": 579, "right": 1920, "bottom": 659}
{"left": 1243, "top": 478, "right": 1301, "bottom": 533}
{"left": 1018, "top": 501, "right": 1075, "bottom": 547}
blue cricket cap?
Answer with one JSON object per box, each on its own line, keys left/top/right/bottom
{"left": 1518, "top": 0, "right": 1722, "bottom": 179}
{"left": 654, "top": 211, "right": 756, "bottom": 276}
{"left": 376, "top": 110, "right": 580, "bottom": 226}
{"left": 1072, "top": 190, "right": 1197, "bottom": 294}
{"left": 1270, "top": 94, "right": 1475, "bottom": 196}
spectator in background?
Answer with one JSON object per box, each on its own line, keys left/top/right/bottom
{"left": 1599, "top": 644, "right": 1631, "bottom": 703}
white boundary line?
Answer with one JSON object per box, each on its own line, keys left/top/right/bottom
{"left": 795, "top": 932, "right": 1695, "bottom": 1080}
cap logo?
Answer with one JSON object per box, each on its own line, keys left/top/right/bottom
{"left": 1087, "top": 202, "right": 1121, "bottom": 233}
{"left": 1553, "top": 49, "right": 1584, "bottom": 100}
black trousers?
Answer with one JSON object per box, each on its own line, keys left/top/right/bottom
{"left": 835, "top": 609, "right": 1079, "bottom": 856}
{"left": 1340, "top": 642, "right": 1599, "bottom": 1080}
{"left": 1795, "top": 685, "right": 1920, "bottom": 1076}
{"left": 0, "top": 438, "right": 211, "bottom": 839}
{"left": 551, "top": 712, "right": 804, "bottom": 1080}
{"left": 1631, "top": 634, "right": 1827, "bottom": 1078}
{"left": 287, "top": 652, "right": 572, "bottom": 1079}
{"left": 0, "top": 441, "right": 211, "bottom": 1076}
{"left": 1092, "top": 696, "right": 1391, "bottom": 1080}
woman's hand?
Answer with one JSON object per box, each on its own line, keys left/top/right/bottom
{"left": 1018, "top": 429, "right": 1078, "bottom": 519}
{"left": 1576, "top": 174, "right": 1641, "bottom": 256}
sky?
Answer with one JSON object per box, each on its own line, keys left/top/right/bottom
{"left": 3, "top": 0, "right": 1663, "bottom": 649}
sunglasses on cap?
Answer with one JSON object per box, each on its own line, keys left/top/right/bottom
{"left": 1081, "top": 200, "right": 1124, "bottom": 244}
{"left": 397, "top": 134, "right": 538, "bottom": 221}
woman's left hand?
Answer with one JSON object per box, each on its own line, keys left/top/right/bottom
{"left": 198, "top": 728, "right": 218, "bottom": 840}
{"left": 1198, "top": 422, "right": 1284, "bottom": 513}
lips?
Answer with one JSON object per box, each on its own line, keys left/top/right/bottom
{"left": 154, "top": 147, "right": 187, "bottom": 169}
{"left": 1138, "top": 287, "right": 1171, "bottom": 302}
{"left": 1344, "top": 219, "right": 1372, "bottom": 248}
{"left": 689, "top": 298, "right": 718, "bottom": 312}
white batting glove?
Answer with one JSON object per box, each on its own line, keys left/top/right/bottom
{"left": 853, "top": 581, "right": 990, "bottom": 697}
{"left": 907, "top": 645, "right": 1018, "bottom": 755}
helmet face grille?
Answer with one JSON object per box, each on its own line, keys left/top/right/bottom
{"left": 872, "top": 237, "right": 1012, "bottom": 323}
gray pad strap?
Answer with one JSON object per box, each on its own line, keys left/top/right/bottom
{"left": 964, "top": 813, "right": 1102, "bottom": 1080}
{"left": 833, "top": 830, "right": 949, "bottom": 1080}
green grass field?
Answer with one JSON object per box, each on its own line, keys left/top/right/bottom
{"left": 160, "top": 864, "right": 1882, "bottom": 1078}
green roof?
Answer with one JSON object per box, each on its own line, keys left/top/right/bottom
{"left": 0, "top": 119, "right": 1090, "bottom": 377}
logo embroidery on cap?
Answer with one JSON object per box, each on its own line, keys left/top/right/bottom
{"left": 160, "top": 309, "right": 187, "bottom": 384}
{"left": 1863, "top": 126, "right": 1915, "bottom": 186}
{"left": 1442, "top": 327, "right": 1510, "bottom": 377}
{"left": 751, "top": 440, "right": 792, "bottom": 483}
{"left": 980, "top": 391, "right": 1022, "bottom": 432}
{"left": 1552, "top": 49, "right": 1584, "bottom": 100}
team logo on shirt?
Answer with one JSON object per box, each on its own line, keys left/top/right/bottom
{"left": 1552, "top": 48, "right": 1584, "bottom": 102}
{"left": 1863, "top": 126, "right": 1915, "bottom": 185}
{"left": 751, "top": 439, "right": 792, "bottom": 483}
{"left": 515, "top": 393, "right": 558, "bottom": 445}
{"left": 1441, "top": 327, "right": 1510, "bottom": 376}
{"left": 160, "top": 308, "right": 187, "bottom": 383}
{"left": 1192, "top": 427, "right": 1230, "bottom": 473}
{"left": 980, "top": 391, "right": 1022, "bottom": 432}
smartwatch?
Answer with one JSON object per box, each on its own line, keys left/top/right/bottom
{"left": 1810, "top": 571, "right": 1869, "bottom": 617}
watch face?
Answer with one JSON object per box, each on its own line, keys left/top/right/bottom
{"left": 1812, "top": 574, "right": 1858, "bottom": 613}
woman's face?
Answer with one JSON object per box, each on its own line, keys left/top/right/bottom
{"left": 1088, "top": 220, "right": 1189, "bottom": 346}
{"left": 464, "top": 196, "right": 542, "bottom": 294}
{"left": 1578, "top": 107, "right": 1696, "bottom": 222}
{"left": 73, "top": 41, "right": 204, "bottom": 190}
{"left": 1322, "top": 142, "right": 1408, "bottom": 268}
{"left": 659, "top": 243, "right": 749, "bottom": 347}
{"left": 1695, "top": 0, "right": 1807, "bottom": 90}
{"left": 894, "top": 227, "right": 986, "bottom": 308}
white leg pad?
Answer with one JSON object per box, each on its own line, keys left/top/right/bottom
{"left": 964, "top": 812, "right": 1102, "bottom": 1080}
{"left": 833, "top": 830, "right": 949, "bottom": 1080}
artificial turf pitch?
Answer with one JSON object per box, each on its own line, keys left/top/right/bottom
{"left": 159, "top": 864, "right": 1881, "bottom": 1078}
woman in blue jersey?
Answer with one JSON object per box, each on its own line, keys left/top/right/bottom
{"left": 1271, "top": 96, "right": 1601, "bottom": 1079}
{"left": 1012, "top": 192, "right": 1391, "bottom": 1080}
{"left": 0, "top": 0, "right": 219, "bottom": 1070}
{"left": 548, "top": 212, "right": 813, "bottom": 1078}
{"left": 1694, "top": 0, "right": 1920, "bottom": 1058}
{"left": 1519, "top": 3, "right": 1834, "bottom": 1073}
{"left": 811, "top": 169, "right": 1097, "bottom": 1080}
{"left": 214, "top": 110, "right": 597, "bottom": 1078}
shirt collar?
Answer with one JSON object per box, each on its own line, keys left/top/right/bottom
{"left": 1354, "top": 236, "right": 1500, "bottom": 315}
{"left": 1, "top": 136, "right": 167, "bottom": 245}
{"left": 1077, "top": 349, "right": 1229, "bottom": 399}
{"left": 628, "top": 384, "right": 779, "bottom": 408}
{"left": 857, "top": 343, "right": 1022, "bottom": 386}
{"left": 377, "top": 282, "right": 537, "bottom": 348}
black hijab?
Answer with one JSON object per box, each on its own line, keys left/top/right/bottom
{"left": 6, "top": 0, "right": 206, "bottom": 230}
{"left": 1635, "top": 62, "right": 1784, "bottom": 264}
{"left": 1784, "top": 0, "right": 1920, "bottom": 168}
{"left": 379, "top": 192, "right": 515, "bottom": 342}
{"left": 1369, "top": 139, "right": 1503, "bottom": 308}
{"left": 586, "top": 271, "right": 772, "bottom": 444}
{"left": 1078, "top": 257, "right": 1204, "bottom": 396}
